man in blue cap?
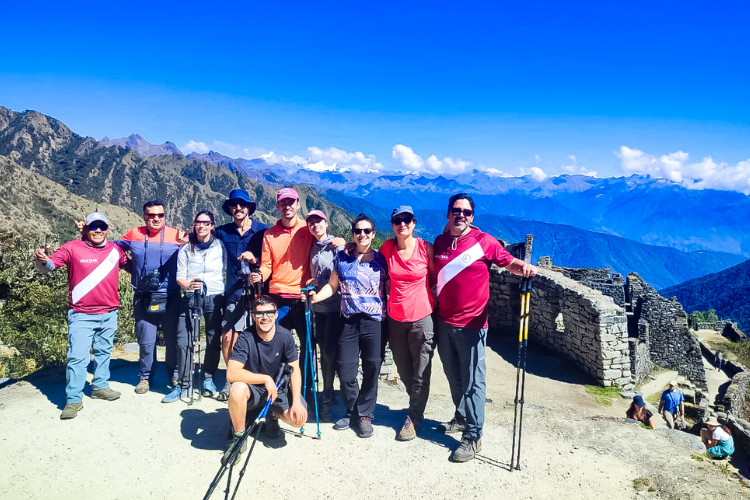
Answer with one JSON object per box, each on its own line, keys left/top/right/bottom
{"left": 212, "top": 188, "right": 268, "bottom": 401}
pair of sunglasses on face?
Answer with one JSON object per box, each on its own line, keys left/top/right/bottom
{"left": 89, "top": 224, "right": 108, "bottom": 232}
{"left": 253, "top": 310, "right": 277, "bottom": 319}
{"left": 144, "top": 213, "right": 165, "bottom": 219}
{"left": 451, "top": 208, "right": 474, "bottom": 217}
{"left": 352, "top": 228, "right": 374, "bottom": 235}
{"left": 194, "top": 220, "right": 214, "bottom": 226}
{"left": 391, "top": 216, "right": 414, "bottom": 226}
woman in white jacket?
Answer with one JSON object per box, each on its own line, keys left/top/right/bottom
{"left": 164, "top": 210, "right": 226, "bottom": 403}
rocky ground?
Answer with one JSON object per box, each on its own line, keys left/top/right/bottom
{"left": 1, "top": 335, "right": 748, "bottom": 500}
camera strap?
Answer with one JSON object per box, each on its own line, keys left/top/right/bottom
{"left": 141, "top": 227, "right": 165, "bottom": 281}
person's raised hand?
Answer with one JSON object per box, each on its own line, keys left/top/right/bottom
{"left": 177, "top": 229, "right": 190, "bottom": 244}
{"left": 34, "top": 246, "right": 50, "bottom": 263}
{"left": 263, "top": 375, "right": 278, "bottom": 404}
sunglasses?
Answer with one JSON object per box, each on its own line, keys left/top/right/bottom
{"left": 229, "top": 202, "right": 248, "bottom": 209}
{"left": 144, "top": 213, "right": 165, "bottom": 219}
{"left": 194, "top": 220, "right": 214, "bottom": 226}
{"left": 391, "top": 216, "right": 414, "bottom": 226}
{"left": 89, "top": 224, "right": 108, "bottom": 232}
{"left": 451, "top": 208, "right": 474, "bottom": 217}
{"left": 352, "top": 228, "right": 374, "bottom": 235}
{"left": 253, "top": 310, "right": 277, "bottom": 319}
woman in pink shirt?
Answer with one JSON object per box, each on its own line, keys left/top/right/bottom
{"left": 378, "top": 205, "right": 435, "bottom": 441}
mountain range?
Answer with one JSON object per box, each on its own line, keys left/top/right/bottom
{"left": 100, "top": 134, "right": 183, "bottom": 157}
{"left": 1, "top": 107, "right": 746, "bottom": 291}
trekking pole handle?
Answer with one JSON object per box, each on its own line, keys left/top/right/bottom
{"left": 301, "top": 285, "right": 314, "bottom": 311}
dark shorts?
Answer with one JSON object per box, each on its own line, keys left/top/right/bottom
{"left": 246, "top": 384, "right": 307, "bottom": 415}
{"left": 222, "top": 301, "right": 251, "bottom": 334}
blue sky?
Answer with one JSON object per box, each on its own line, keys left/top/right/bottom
{"left": 2, "top": 1, "right": 749, "bottom": 189}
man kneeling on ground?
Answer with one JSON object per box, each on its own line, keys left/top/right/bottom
{"left": 224, "top": 296, "right": 307, "bottom": 464}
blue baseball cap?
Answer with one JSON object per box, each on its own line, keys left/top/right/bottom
{"left": 633, "top": 395, "right": 644, "bottom": 406}
{"left": 222, "top": 189, "right": 256, "bottom": 216}
{"left": 391, "top": 205, "right": 414, "bottom": 219}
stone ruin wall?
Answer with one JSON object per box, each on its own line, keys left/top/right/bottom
{"left": 695, "top": 321, "right": 747, "bottom": 342}
{"left": 628, "top": 319, "right": 652, "bottom": 386}
{"left": 488, "top": 268, "right": 631, "bottom": 387}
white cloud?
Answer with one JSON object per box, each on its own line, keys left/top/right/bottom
{"left": 617, "top": 146, "right": 750, "bottom": 194}
{"left": 181, "top": 139, "right": 266, "bottom": 159}
{"left": 519, "top": 166, "right": 550, "bottom": 182}
{"left": 391, "top": 145, "right": 473, "bottom": 175}
{"left": 308, "top": 146, "right": 383, "bottom": 173}
{"left": 562, "top": 165, "right": 598, "bottom": 177}
{"left": 182, "top": 140, "right": 210, "bottom": 154}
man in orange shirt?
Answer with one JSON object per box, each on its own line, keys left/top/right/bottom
{"left": 251, "top": 187, "right": 344, "bottom": 397}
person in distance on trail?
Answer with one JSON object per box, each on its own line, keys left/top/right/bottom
{"left": 250, "top": 187, "right": 345, "bottom": 400}
{"left": 305, "top": 209, "right": 344, "bottom": 422}
{"left": 378, "top": 205, "right": 436, "bottom": 441}
{"left": 700, "top": 416, "right": 735, "bottom": 459}
{"left": 223, "top": 296, "right": 306, "bottom": 464}
{"left": 311, "top": 214, "right": 387, "bottom": 439}
{"left": 433, "top": 192, "right": 537, "bottom": 463}
{"left": 657, "top": 380, "right": 686, "bottom": 429}
{"left": 117, "top": 201, "right": 187, "bottom": 396}
{"left": 716, "top": 351, "right": 723, "bottom": 371}
{"left": 167, "top": 210, "right": 226, "bottom": 403}
{"left": 625, "top": 395, "right": 656, "bottom": 428}
{"left": 214, "top": 189, "right": 268, "bottom": 402}
{"left": 35, "top": 212, "right": 130, "bottom": 420}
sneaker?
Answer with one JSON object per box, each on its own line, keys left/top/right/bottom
{"left": 179, "top": 389, "right": 193, "bottom": 403}
{"left": 333, "top": 416, "right": 351, "bottom": 431}
{"left": 60, "top": 402, "right": 83, "bottom": 420}
{"left": 319, "top": 396, "right": 333, "bottom": 423}
{"left": 91, "top": 388, "right": 121, "bottom": 401}
{"left": 162, "top": 386, "right": 182, "bottom": 403}
{"left": 134, "top": 379, "right": 150, "bottom": 394}
{"left": 451, "top": 437, "right": 482, "bottom": 462}
{"left": 222, "top": 432, "right": 248, "bottom": 466}
{"left": 397, "top": 415, "right": 418, "bottom": 441}
{"left": 439, "top": 417, "right": 466, "bottom": 435}
{"left": 357, "top": 416, "right": 374, "bottom": 438}
{"left": 216, "top": 382, "right": 231, "bottom": 402}
{"left": 265, "top": 416, "right": 282, "bottom": 439}
{"left": 202, "top": 379, "right": 217, "bottom": 397}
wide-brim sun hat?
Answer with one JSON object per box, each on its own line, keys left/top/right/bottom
{"left": 706, "top": 416, "right": 720, "bottom": 426}
{"left": 222, "top": 189, "right": 256, "bottom": 216}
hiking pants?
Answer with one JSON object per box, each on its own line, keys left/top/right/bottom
{"left": 66, "top": 310, "right": 118, "bottom": 404}
{"left": 314, "top": 310, "right": 343, "bottom": 399}
{"left": 388, "top": 315, "right": 436, "bottom": 423}
{"left": 338, "top": 314, "right": 382, "bottom": 420}
{"left": 435, "top": 316, "right": 487, "bottom": 440}
{"left": 134, "top": 291, "right": 180, "bottom": 382}
{"left": 175, "top": 293, "right": 224, "bottom": 389}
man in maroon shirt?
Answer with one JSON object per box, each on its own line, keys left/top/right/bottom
{"left": 433, "top": 193, "right": 537, "bottom": 462}
{"left": 35, "top": 212, "right": 130, "bottom": 420}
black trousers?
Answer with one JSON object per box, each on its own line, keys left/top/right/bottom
{"left": 314, "top": 310, "right": 343, "bottom": 398}
{"left": 338, "top": 314, "right": 382, "bottom": 420}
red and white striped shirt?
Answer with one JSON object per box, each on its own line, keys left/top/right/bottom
{"left": 46, "top": 239, "right": 128, "bottom": 314}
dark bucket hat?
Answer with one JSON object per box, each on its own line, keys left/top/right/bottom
{"left": 222, "top": 189, "right": 257, "bottom": 216}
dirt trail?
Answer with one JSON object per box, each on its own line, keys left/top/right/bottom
{"left": 0, "top": 337, "right": 747, "bottom": 500}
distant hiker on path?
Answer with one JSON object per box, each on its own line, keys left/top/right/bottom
{"left": 378, "top": 205, "right": 436, "bottom": 441}
{"left": 224, "top": 296, "right": 306, "bottom": 464}
{"left": 433, "top": 192, "right": 537, "bottom": 462}
{"left": 35, "top": 212, "right": 130, "bottom": 420}
{"left": 625, "top": 395, "right": 656, "bottom": 428}
{"left": 716, "top": 351, "right": 723, "bottom": 371}
{"left": 167, "top": 210, "right": 226, "bottom": 403}
{"left": 251, "top": 187, "right": 345, "bottom": 399}
{"left": 305, "top": 209, "right": 344, "bottom": 422}
{"left": 657, "top": 380, "right": 686, "bottom": 429}
{"left": 311, "top": 214, "right": 387, "bottom": 438}
{"left": 118, "top": 201, "right": 187, "bottom": 396}
{"left": 701, "top": 416, "right": 735, "bottom": 459}
{"left": 215, "top": 189, "right": 268, "bottom": 401}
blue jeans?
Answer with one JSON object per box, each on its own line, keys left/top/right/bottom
{"left": 435, "top": 316, "right": 487, "bottom": 440}
{"left": 66, "top": 310, "right": 118, "bottom": 404}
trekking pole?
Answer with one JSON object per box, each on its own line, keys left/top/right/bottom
{"left": 299, "top": 286, "right": 321, "bottom": 439}
{"left": 511, "top": 277, "right": 533, "bottom": 470}
{"left": 203, "top": 363, "right": 293, "bottom": 500}
{"left": 188, "top": 311, "right": 202, "bottom": 405}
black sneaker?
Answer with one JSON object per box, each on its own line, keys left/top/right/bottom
{"left": 319, "top": 396, "right": 333, "bottom": 423}
{"left": 357, "top": 417, "right": 374, "bottom": 438}
{"left": 439, "top": 417, "right": 466, "bottom": 435}
{"left": 451, "top": 436, "right": 482, "bottom": 462}
{"left": 265, "top": 416, "right": 282, "bottom": 439}
{"left": 222, "top": 432, "right": 248, "bottom": 466}
{"left": 333, "top": 416, "right": 351, "bottom": 430}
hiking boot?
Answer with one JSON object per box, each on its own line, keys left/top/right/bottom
{"left": 216, "top": 382, "right": 231, "bottom": 402}
{"left": 60, "top": 402, "right": 83, "bottom": 420}
{"left": 439, "top": 417, "right": 466, "bottom": 435}
{"left": 358, "top": 417, "right": 374, "bottom": 438}
{"left": 134, "top": 379, "right": 150, "bottom": 394}
{"left": 91, "top": 388, "right": 121, "bottom": 401}
{"left": 265, "top": 416, "right": 282, "bottom": 439}
{"left": 222, "top": 432, "right": 248, "bottom": 466}
{"left": 162, "top": 386, "right": 182, "bottom": 403}
{"left": 451, "top": 437, "right": 482, "bottom": 462}
{"left": 202, "top": 379, "right": 217, "bottom": 397}
{"left": 319, "top": 396, "right": 333, "bottom": 423}
{"left": 397, "top": 415, "right": 418, "bottom": 441}
{"left": 333, "top": 416, "right": 351, "bottom": 431}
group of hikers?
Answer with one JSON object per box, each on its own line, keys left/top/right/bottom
{"left": 626, "top": 380, "right": 735, "bottom": 460}
{"left": 34, "top": 187, "right": 537, "bottom": 463}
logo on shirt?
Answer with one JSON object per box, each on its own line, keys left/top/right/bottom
{"left": 79, "top": 259, "right": 99, "bottom": 264}
{"left": 461, "top": 254, "right": 472, "bottom": 263}
{"left": 274, "top": 352, "right": 279, "bottom": 357}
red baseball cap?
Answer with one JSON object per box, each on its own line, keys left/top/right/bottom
{"left": 277, "top": 187, "right": 298, "bottom": 202}
{"left": 305, "top": 210, "right": 327, "bottom": 222}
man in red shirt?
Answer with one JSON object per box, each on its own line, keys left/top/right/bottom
{"left": 35, "top": 212, "right": 130, "bottom": 420}
{"left": 433, "top": 193, "right": 537, "bottom": 462}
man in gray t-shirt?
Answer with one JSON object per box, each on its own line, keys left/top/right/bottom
{"left": 306, "top": 210, "right": 344, "bottom": 422}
